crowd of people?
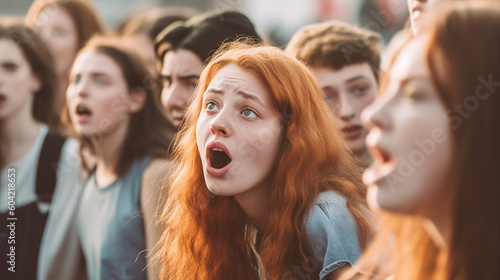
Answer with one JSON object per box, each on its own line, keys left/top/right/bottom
{"left": 0, "top": 0, "right": 499, "bottom": 279}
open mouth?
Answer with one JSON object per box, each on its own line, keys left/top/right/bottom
{"left": 363, "top": 144, "right": 398, "bottom": 185}
{"left": 0, "top": 94, "right": 6, "bottom": 103}
{"left": 411, "top": 5, "right": 424, "bottom": 19}
{"left": 372, "top": 146, "right": 394, "bottom": 165}
{"left": 76, "top": 104, "right": 92, "bottom": 117}
{"left": 209, "top": 148, "right": 232, "bottom": 169}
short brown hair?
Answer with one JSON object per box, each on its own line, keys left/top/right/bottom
{"left": 286, "top": 21, "right": 382, "bottom": 80}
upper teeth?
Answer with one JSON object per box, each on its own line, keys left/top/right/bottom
{"left": 212, "top": 148, "right": 223, "bottom": 152}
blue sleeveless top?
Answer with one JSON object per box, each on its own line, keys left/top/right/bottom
{"left": 78, "top": 157, "right": 152, "bottom": 280}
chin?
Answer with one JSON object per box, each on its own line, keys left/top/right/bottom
{"left": 205, "top": 182, "right": 226, "bottom": 196}
{"left": 366, "top": 186, "right": 382, "bottom": 212}
{"left": 347, "top": 138, "right": 366, "bottom": 154}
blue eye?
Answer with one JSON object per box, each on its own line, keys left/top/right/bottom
{"left": 95, "top": 77, "right": 108, "bottom": 86}
{"left": 72, "top": 76, "right": 80, "bottom": 85}
{"left": 406, "top": 91, "right": 425, "bottom": 102}
{"left": 323, "top": 95, "right": 339, "bottom": 105}
{"left": 206, "top": 102, "right": 219, "bottom": 111}
{"left": 242, "top": 108, "right": 257, "bottom": 118}
{"left": 352, "top": 87, "right": 367, "bottom": 95}
{"left": 189, "top": 82, "right": 197, "bottom": 92}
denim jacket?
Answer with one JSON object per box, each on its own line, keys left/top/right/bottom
{"left": 304, "top": 191, "right": 362, "bottom": 280}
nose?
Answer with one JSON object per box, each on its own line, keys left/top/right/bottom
{"left": 67, "top": 77, "right": 89, "bottom": 99}
{"left": 161, "top": 82, "right": 190, "bottom": 110}
{"left": 209, "top": 109, "right": 232, "bottom": 137}
{"left": 361, "top": 93, "right": 391, "bottom": 131}
{"left": 339, "top": 95, "right": 355, "bottom": 121}
{"left": 39, "top": 28, "right": 54, "bottom": 47}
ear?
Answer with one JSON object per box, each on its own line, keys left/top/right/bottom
{"left": 31, "top": 74, "right": 42, "bottom": 94}
{"left": 129, "top": 87, "right": 147, "bottom": 114}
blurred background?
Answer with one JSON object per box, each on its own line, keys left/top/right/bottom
{"left": 0, "top": 0, "right": 408, "bottom": 46}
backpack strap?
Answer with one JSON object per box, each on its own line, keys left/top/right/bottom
{"left": 36, "top": 132, "right": 67, "bottom": 203}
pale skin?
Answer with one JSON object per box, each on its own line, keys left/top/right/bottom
{"left": 35, "top": 7, "right": 79, "bottom": 114}
{"left": 67, "top": 50, "right": 169, "bottom": 278}
{"left": 196, "top": 64, "right": 350, "bottom": 279}
{"left": 328, "top": 266, "right": 350, "bottom": 280}
{"left": 160, "top": 49, "right": 203, "bottom": 128}
{"left": 141, "top": 158, "right": 171, "bottom": 279}
{"left": 313, "top": 63, "right": 377, "bottom": 168}
{"left": 0, "top": 39, "right": 41, "bottom": 167}
{"left": 92, "top": 129, "right": 169, "bottom": 279}
{"left": 362, "top": 34, "right": 453, "bottom": 248}
{"left": 408, "top": 0, "right": 451, "bottom": 35}
{"left": 196, "top": 64, "right": 282, "bottom": 232}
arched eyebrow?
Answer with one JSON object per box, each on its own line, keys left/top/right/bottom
{"left": 236, "top": 90, "right": 264, "bottom": 107}
{"left": 205, "top": 88, "right": 265, "bottom": 107}
{"left": 345, "top": 75, "right": 370, "bottom": 84}
{"left": 205, "top": 88, "right": 223, "bottom": 95}
{"left": 178, "top": 74, "right": 200, "bottom": 80}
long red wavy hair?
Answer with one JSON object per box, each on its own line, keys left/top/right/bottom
{"left": 155, "top": 42, "right": 373, "bottom": 280}
{"left": 342, "top": 2, "right": 500, "bottom": 280}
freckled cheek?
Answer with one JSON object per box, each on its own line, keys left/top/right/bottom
{"left": 234, "top": 124, "right": 282, "bottom": 162}
{"left": 195, "top": 119, "right": 211, "bottom": 159}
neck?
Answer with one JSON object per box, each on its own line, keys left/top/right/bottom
{"left": 424, "top": 195, "right": 454, "bottom": 250}
{"left": 235, "top": 181, "right": 270, "bottom": 232}
{"left": 1, "top": 103, "right": 42, "bottom": 165}
{"left": 424, "top": 218, "right": 450, "bottom": 251}
{"left": 93, "top": 120, "right": 129, "bottom": 186}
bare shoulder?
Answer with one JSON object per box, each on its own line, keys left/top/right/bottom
{"left": 141, "top": 158, "right": 172, "bottom": 189}
{"left": 140, "top": 158, "right": 172, "bottom": 207}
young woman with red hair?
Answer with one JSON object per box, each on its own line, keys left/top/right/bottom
{"left": 342, "top": 2, "right": 500, "bottom": 280}
{"left": 155, "top": 42, "right": 374, "bottom": 280}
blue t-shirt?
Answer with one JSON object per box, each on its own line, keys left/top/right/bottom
{"left": 305, "top": 191, "right": 363, "bottom": 280}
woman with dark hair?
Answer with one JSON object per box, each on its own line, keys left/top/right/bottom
{"left": 65, "top": 36, "right": 175, "bottom": 280}
{"left": 119, "top": 6, "right": 197, "bottom": 79}
{"left": 155, "top": 42, "right": 374, "bottom": 280}
{"left": 155, "top": 10, "right": 262, "bottom": 129}
{"left": 342, "top": 2, "right": 500, "bottom": 280}
{"left": 25, "top": 0, "right": 105, "bottom": 130}
{"left": 0, "top": 20, "right": 85, "bottom": 280}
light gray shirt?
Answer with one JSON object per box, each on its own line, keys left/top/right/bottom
{"left": 78, "top": 157, "right": 152, "bottom": 280}
{"left": 0, "top": 125, "right": 85, "bottom": 280}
